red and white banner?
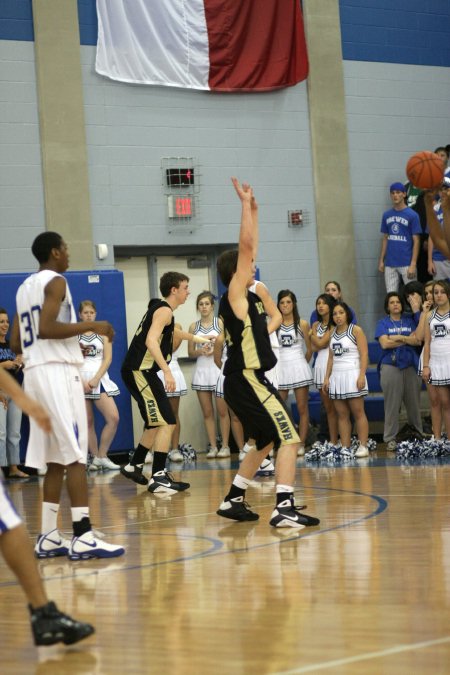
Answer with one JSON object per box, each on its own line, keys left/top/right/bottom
{"left": 95, "top": 0, "right": 308, "bottom": 92}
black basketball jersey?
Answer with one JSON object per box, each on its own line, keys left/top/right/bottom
{"left": 122, "top": 299, "right": 174, "bottom": 372}
{"left": 219, "top": 290, "right": 277, "bottom": 375}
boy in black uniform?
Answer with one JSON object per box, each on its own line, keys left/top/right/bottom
{"left": 121, "top": 271, "right": 210, "bottom": 493}
{"left": 216, "top": 178, "right": 320, "bottom": 528}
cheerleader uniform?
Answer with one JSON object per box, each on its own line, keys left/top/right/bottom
{"left": 78, "top": 333, "right": 120, "bottom": 400}
{"left": 328, "top": 324, "right": 368, "bottom": 399}
{"left": 277, "top": 323, "right": 313, "bottom": 390}
{"left": 313, "top": 323, "right": 330, "bottom": 390}
{"left": 157, "top": 345, "right": 187, "bottom": 397}
{"left": 428, "top": 308, "right": 450, "bottom": 385}
{"left": 191, "top": 318, "right": 221, "bottom": 391}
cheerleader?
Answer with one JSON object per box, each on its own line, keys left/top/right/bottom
{"left": 323, "top": 302, "right": 369, "bottom": 457}
{"left": 310, "top": 280, "right": 357, "bottom": 325}
{"left": 310, "top": 294, "right": 338, "bottom": 446}
{"left": 422, "top": 280, "right": 450, "bottom": 438}
{"left": 411, "top": 281, "right": 442, "bottom": 439}
{"left": 78, "top": 301, "right": 120, "bottom": 471}
{"left": 188, "top": 291, "right": 230, "bottom": 458}
{"left": 276, "top": 290, "right": 313, "bottom": 456}
{"left": 157, "top": 323, "right": 187, "bottom": 462}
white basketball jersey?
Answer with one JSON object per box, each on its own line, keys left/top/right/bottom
{"left": 16, "top": 269, "right": 83, "bottom": 368}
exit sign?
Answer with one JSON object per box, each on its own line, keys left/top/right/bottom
{"left": 167, "top": 195, "right": 194, "bottom": 218}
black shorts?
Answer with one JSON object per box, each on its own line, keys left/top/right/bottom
{"left": 224, "top": 369, "right": 300, "bottom": 451}
{"left": 121, "top": 369, "right": 175, "bottom": 428}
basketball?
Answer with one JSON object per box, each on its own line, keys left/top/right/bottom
{"left": 406, "top": 150, "right": 445, "bottom": 189}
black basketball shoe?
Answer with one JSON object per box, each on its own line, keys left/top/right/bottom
{"left": 147, "top": 470, "right": 190, "bottom": 494}
{"left": 217, "top": 496, "right": 259, "bottom": 522}
{"left": 270, "top": 498, "right": 320, "bottom": 529}
{"left": 30, "top": 601, "right": 95, "bottom": 646}
{"left": 120, "top": 465, "right": 148, "bottom": 486}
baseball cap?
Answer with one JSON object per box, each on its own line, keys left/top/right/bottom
{"left": 390, "top": 182, "right": 406, "bottom": 193}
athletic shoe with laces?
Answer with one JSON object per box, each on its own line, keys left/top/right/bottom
{"left": 206, "top": 446, "right": 218, "bottom": 458}
{"left": 216, "top": 496, "right": 259, "bottom": 522}
{"left": 30, "top": 601, "right": 95, "bottom": 646}
{"left": 168, "top": 448, "right": 184, "bottom": 462}
{"left": 68, "top": 530, "right": 125, "bottom": 560}
{"left": 35, "top": 529, "right": 71, "bottom": 559}
{"left": 100, "top": 457, "right": 120, "bottom": 471}
{"left": 255, "top": 458, "right": 275, "bottom": 476}
{"left": 270, "top": 498, "right": 320, "bottom": 528}
{"left": 147, "top": 470, "right": 190, "bottom": 494}
{"left": 120, "top": 464, "right": 148, "bottom": 485}
{"left": 355, "top": 444, "right": 369, "bottom": 458}
{"left": 89, "top": 457, "right": 102, "bottom": 470}
{"left": 217, "top": 446, "right": 230, "bottom": 458}
{"left": 238, "top": 448, "right": 247, "bottom": 461}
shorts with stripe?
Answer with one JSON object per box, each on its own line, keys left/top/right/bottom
{"left": 0, "top": 474, "right": 23, "bottom": 534}
{"left": 121, "top": 369, "right": 176, "bottom": 427}
{"left": 224, "top": 369, "right": 300, "bottom": 451}
{"left": 384, "top": 266, "right": 415, "bottom": 293}
{"left": 24, "top": 364, "right": 88, "bottom": 470}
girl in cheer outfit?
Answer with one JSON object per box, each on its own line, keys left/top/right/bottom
{"left": 310, "top": 294, "right": 338, "bottom": 446}
{"left": 189, "top": 291, "right": 230, "bottom": 458}
{"left": 276, "top": 290, "right": 313, "bottom": 456}
{"left": 422, "top": 280, "right": 450, "bottom": 438}
{"left": 410, "top": 281, "right": 442, "bottom": 439}
{"left": 78, "top": 301, "right": 120, "bottom": 471}
{"left": 323, "top": 302, "right": 369, "bottom": 457}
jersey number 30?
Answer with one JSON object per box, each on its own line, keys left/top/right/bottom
{"left": 20, "top": 305, "right": 41, "bottom": 347}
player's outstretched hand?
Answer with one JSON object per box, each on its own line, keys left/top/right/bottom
{"left": 94, "top": 321, "right": 115, "bottom": 342}
{"left": 231, "top": 177, "right": 253, "bottom": 204}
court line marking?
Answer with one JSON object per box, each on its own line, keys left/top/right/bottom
{"left": 0, "top": 485, "right": 387, "bottom": 586}
{"left": 273, "top": 635, "right": 450, "bottom": 674}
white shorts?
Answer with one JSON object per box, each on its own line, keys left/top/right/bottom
{"left": 24, "top": 364, "right": 88, "bottom": 470}
{"left": 0, "top": 474, "right": 22, "bottom": 533}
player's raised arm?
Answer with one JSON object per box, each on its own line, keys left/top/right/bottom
{"left": 228, "top": 178, "right": 256, "bottom": 318}
{"left": 424, "top": 191, "right": 449, "bottom": 257}
{"left": 441, "top": 189, "right": 450, "bottom": 254}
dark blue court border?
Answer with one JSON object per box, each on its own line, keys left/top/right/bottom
{"left": 0, "top": 485, "right": 387, "bottom": 587}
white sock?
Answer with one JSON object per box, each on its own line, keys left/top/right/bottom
{"left": 243, "top": 442, "right": 256, "bottom": 453}
{"left": 125, "top": 462, "right": 143, "bottom": 471}
{"left": 42, "top": 502, "right": 59, "bottom": 534}
{"left": 71, "top": 506, "right": 90, "bottom": 523}
{"left": 233, "top": 474, "right": 251, "bottom": 491}
{"left": 276, "top": 484, "right": 293, "bottom": 494}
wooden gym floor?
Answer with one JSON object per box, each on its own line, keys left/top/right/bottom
{"left": 1, "top": 449, "right": 449, "bottom": 675}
